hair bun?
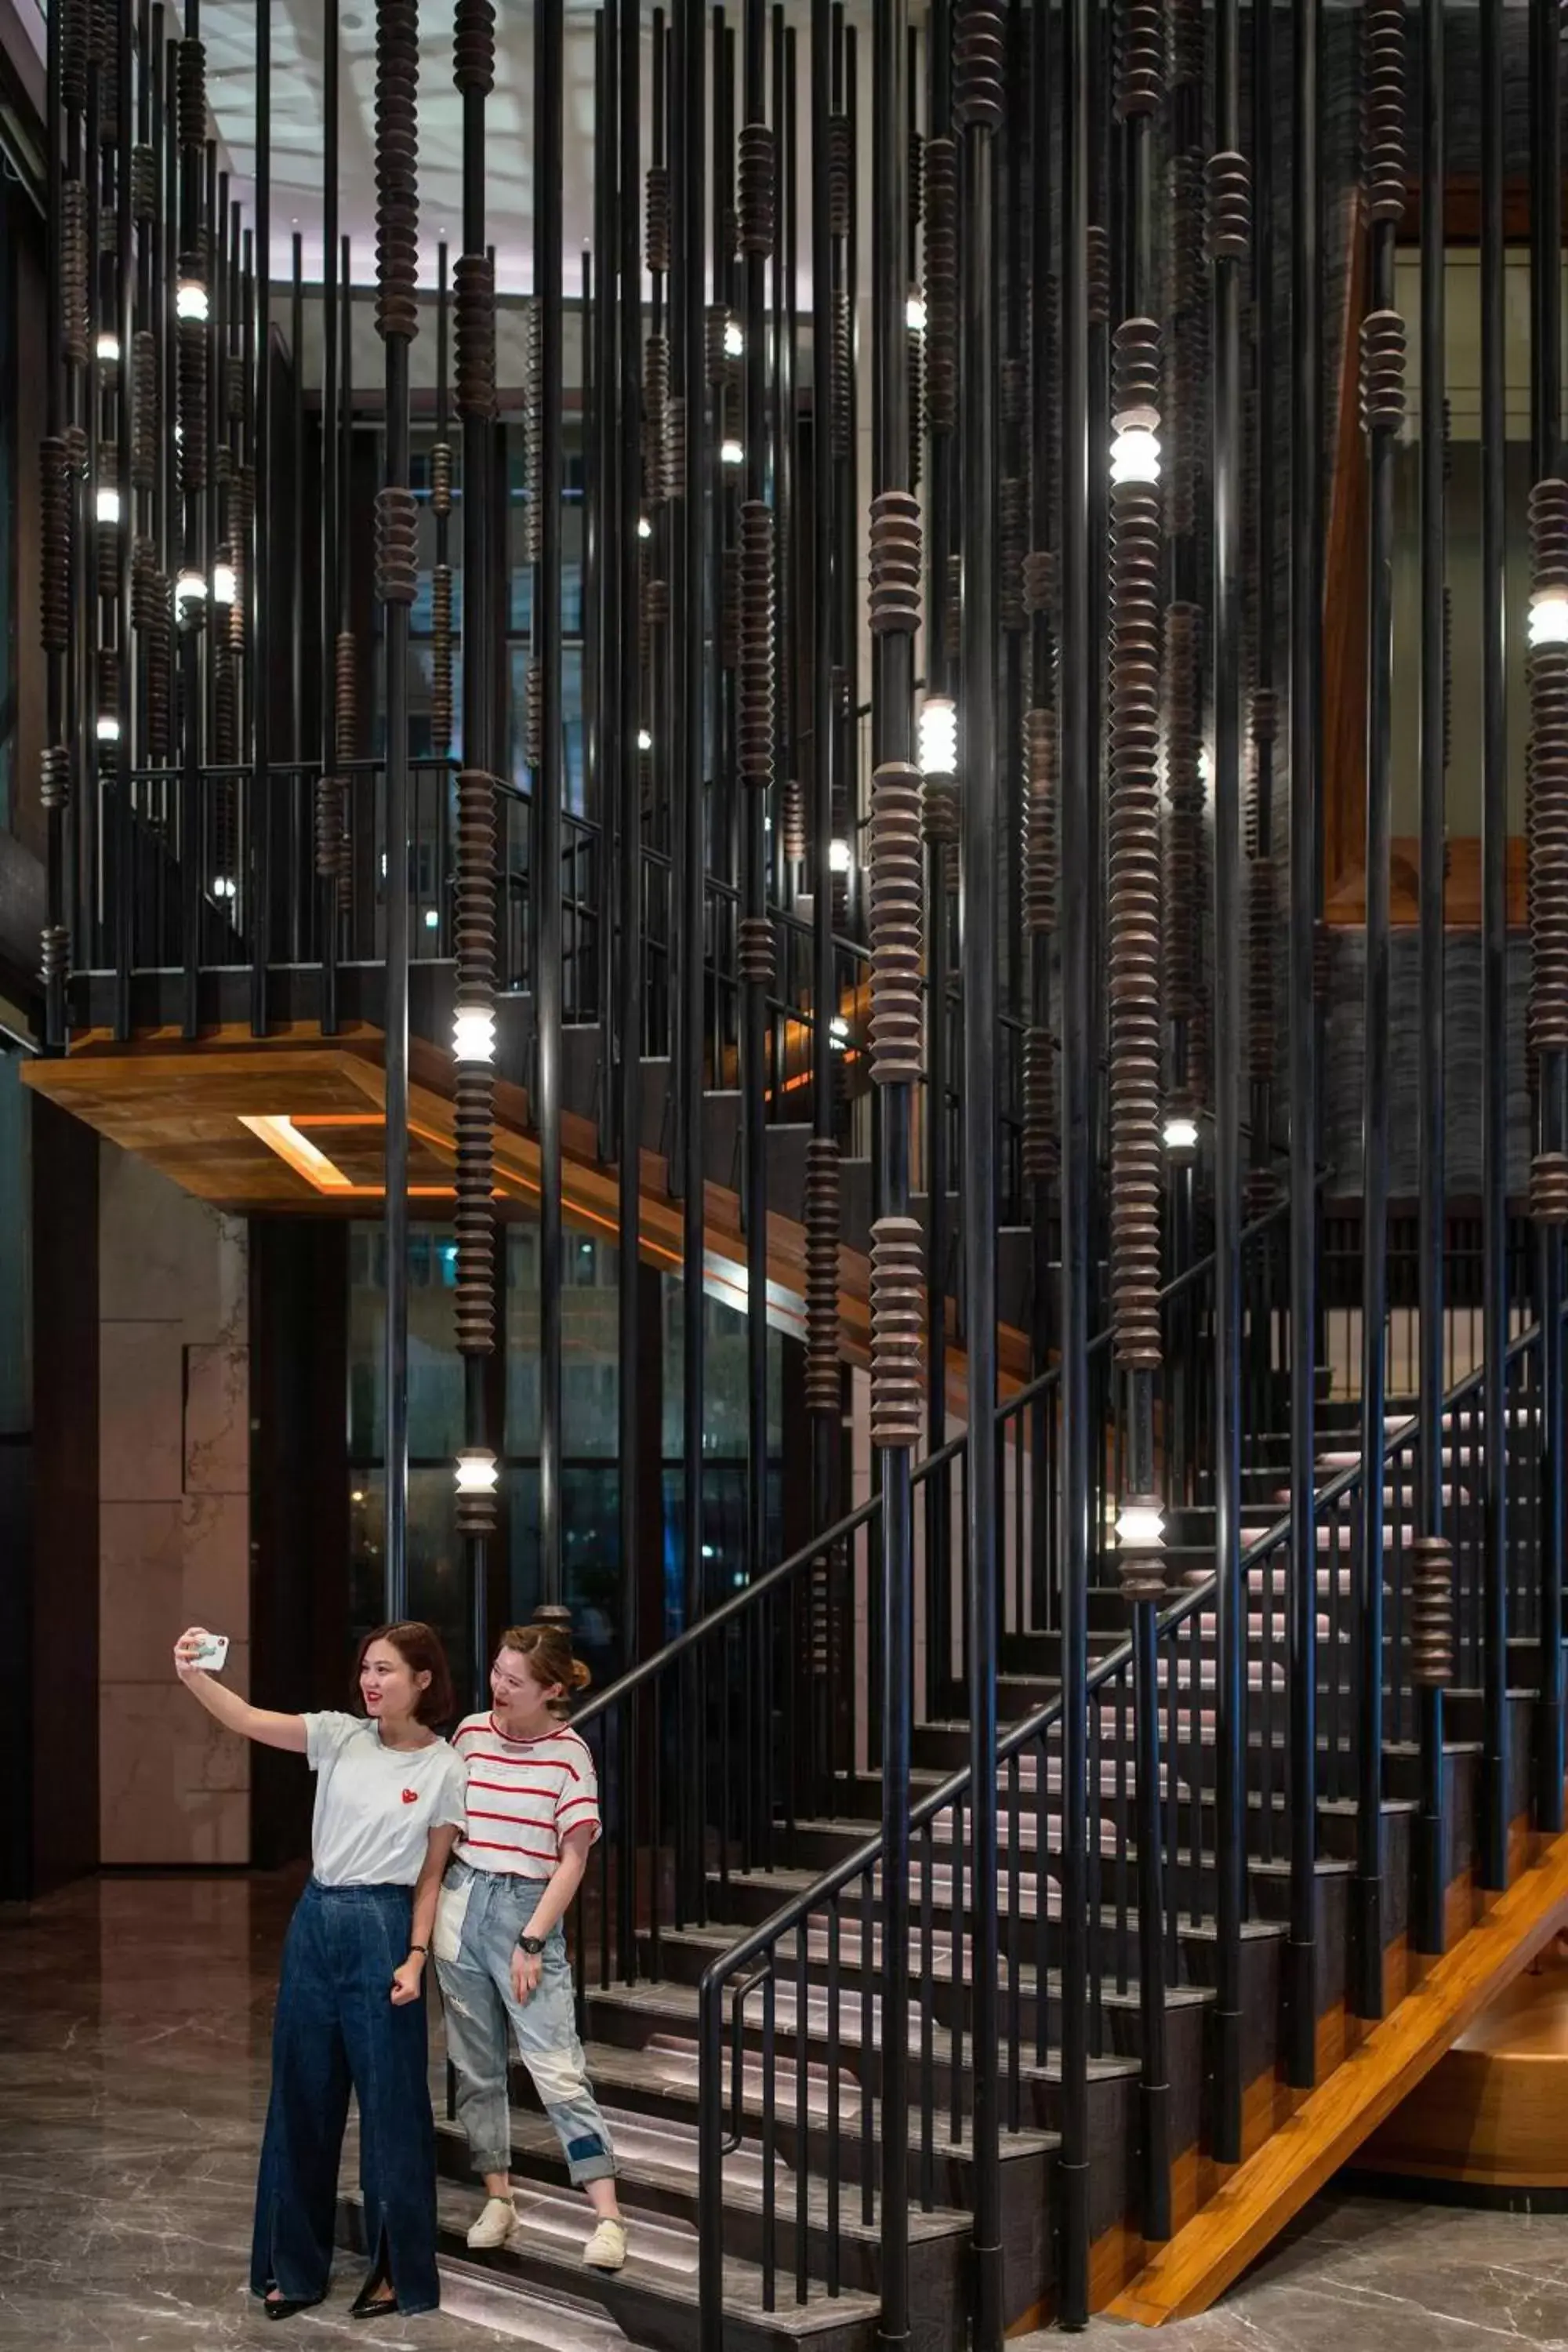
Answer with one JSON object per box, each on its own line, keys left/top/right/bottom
{"left": 568, "top": 1657, "right": 592, "bottom": 1691}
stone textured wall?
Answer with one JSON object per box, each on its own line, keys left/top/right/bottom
{"left": 98, "top": 1147, "right": 252, "bottom": 1864}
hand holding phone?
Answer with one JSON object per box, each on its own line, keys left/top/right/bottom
{"left": 175, "top": 1627, "right": 230, "bottom": 1677}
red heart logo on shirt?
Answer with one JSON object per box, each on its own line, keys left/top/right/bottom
{"left": 401, "top": 1788, "right": 418, "bottom": 1804}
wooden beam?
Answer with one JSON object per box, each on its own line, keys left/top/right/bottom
{"left": 22, "top": 1023, "right": 1035, "bottom": 1411}
{"left": 1105, "top": 1822, "right": 1568, "bottom": 2326}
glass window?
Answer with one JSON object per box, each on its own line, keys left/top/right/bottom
{"left": 349, "top": 1469, "right": 473, "bottom": 1701}
{"left": 348, "top": 1221, "right": 464, "bottom": 1464}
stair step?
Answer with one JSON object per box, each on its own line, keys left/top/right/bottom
{"left": 435, "top": 2103, "right": 971, "bottom": 2299}
{"left": 342, "top": 2179, "right": 886, "bottom": 2352}
{"left": 587, "top": 1973, "right": 1140, "bottom": 2085}
{"left": 635, "top": 1917, "right": 1214, "bottom": 2021}
{"left": 532, "top": 2036, "right": 1060, "bottom": 2198}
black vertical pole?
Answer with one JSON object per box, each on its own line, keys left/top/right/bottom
{"left": 1284, "top": 0, "right": 1322, "bottom": 2089}
{"left": 1412, "top": 0, "right": 1450, "bottom": 1960}
{"left": 1247, "top": 0, "right": 1278, "bottom": 1216}
{"left": 535, "top": 0, "right": 566, "bottom": 1621}
{"left": 1058, "top": 0, "right": 1092, "bottom": 2313}
{"left": 114, "top": 0, "right": 135, "bottom": 1038}
{"left": 677, "top": 0, "right": 709, "bottom": 1914}
{"left": 289, "top": 235, "right": 305, "bottom": 797}
{"left": 924, "top": 0, "right": 953, "bottom": 1721}
{"left": 1209, "top": 0, "right": 1246, "bottom": 2158}
{"left": 591, "top": 9, "right": 616, "bottom": 1172}
{"left": 741, "top": 0, "right": 770, "bottom": 1613}
{"left": 1111, "top": 0, "right": 1170, "bottom": 2245}
{"left": 1479, "top": 0, "right": 1511, "bottom": 1893}
{"left": 954, "top": 5, "right": 1004, "bottom": 2333}
{"left": 1354, "top": 6, "right": 1406, "bottom": 2020}
{"left": 615, "top": 0, "right": 644, "bottom": 1964}
{"left": 249, "top": 0, "right": 270, "bottom": 1038}
{"left": 1530, "top": 0, "right": 1566, "bottom": 1835}
{"left": 871, "top": 7, "right": 913, "bottom": 2339}
{"left": 319, "top": 0, "right": 339, "bottom": 1034}
{"left": 808, "top": 0, "right": 836, "bottom": 1559}
{"left": 457, "top": 0, "right": 495, "bottom": 1699}
{"left": 42, "top": 0, "right": 67, "bottom": 1051}
{"left": 376, "top": 0, "right": 418, "bottom": 1625}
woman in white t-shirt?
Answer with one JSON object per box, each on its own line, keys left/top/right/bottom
{"left": 174, "top": 1618, "right": 468, "bottom": 2322}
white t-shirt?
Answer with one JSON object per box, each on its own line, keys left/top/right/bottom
{"left": 303, "top": 1711, "right": 469, "bottom": 1887}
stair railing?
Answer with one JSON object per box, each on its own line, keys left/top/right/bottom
{"left": 686, "top": 1217, "right": 1551, "bottom": 2345}
{"left": 549, "top": 1195, "right": 1290, "bottom": 2347}
{"left": 566, "top": 1189, "right": 1290, "bottom": 1991}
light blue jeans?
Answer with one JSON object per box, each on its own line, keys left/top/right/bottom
{"left": 434, "top": 1857, "right": 615, "bottom": 2186}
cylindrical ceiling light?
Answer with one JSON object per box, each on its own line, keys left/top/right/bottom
{"left": 452, "top": 1004, "right": 497, "bottom": 1063}
{"left": 918, "top": 692, "right": 958, "bottom": 779}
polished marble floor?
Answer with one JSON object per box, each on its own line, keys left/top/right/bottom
{"left": 2, "top": 1874, "right": 1566, "bottom": 2350}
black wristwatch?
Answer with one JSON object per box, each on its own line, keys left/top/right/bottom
{"left": 516, "top": 1933, "right": 546, "bottom": 1956}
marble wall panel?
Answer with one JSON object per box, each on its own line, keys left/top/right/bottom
{"left": 97, "top": 1142, "right": 252, "bottom": 1865}
{"left": 100, "top": 1682, "right": 250, "bottom": 1867}
{"left": 180, "top": 1493, "right": 249, "bottom": 1633}
{"left": 99, "top": 1321, "right": 184, "bottom": 1504}
{"left": 183, "top": 1342, "right": 248, "bottom": 1497}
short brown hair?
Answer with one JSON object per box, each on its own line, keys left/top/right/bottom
{"left": 353, "top": 1621, "right": 456, "bottom": 1727}
{"left": 495, "top": 1622, "right": 592, "bottom": 1706}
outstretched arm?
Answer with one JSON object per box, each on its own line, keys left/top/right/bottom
{"left": 172, "top": 1626, "right": 309, "bottom": 1753}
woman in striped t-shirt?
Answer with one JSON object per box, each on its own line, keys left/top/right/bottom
{"left": 433, "top": 1623, "right": 626, "bottom": 2272}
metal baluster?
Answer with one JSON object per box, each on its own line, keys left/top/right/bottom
{"left": 794, "top": 1921, "right": 809, "bottom": 2303}
{"left": 826, "top": 1895, "right": 841, "bottom": 2297}
{"left": 761, "top": 1968, "right": 776, "bottom": 2310}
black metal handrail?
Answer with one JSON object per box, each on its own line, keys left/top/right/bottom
{"left": 574, "top": 1190, "right": 1296, "bottom": 1748}
{"left": 682, "top": 1189, "right": 1536, "bottom": 2345}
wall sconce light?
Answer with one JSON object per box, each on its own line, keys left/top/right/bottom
{"left": 212, "top": 561, "right": 237, "bottom": 606}
{"left": 828, "top": 837, "right": 851, "bottom": 873}
{"left": 724, "top": 318, "right": 744, "bottom": 360}
{"left": 720, "top": 437, "right": 744, "bottom": 468}
{"left": 176, "top": 278, "right": 209, "bottom": 322}
{"left": 1163, "top": 1115, "right": 1200, "bottom": 1156}
{"left": 96, "top": 713, "right": 121, "bottom": 744}
{"left": 96, "top": 485, "right": 122, "bottom": 525}
{"left": 96, "top": 332, "right": 120, "bottom": 365}
{"left": 906, "top": 292, "right": 927, "bottom": 334}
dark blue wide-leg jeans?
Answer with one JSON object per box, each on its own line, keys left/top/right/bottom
{"left": 250, "top": 1878, "right": 439, "bottom": 2314}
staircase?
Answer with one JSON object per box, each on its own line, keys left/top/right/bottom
{"left": 322, "top": 1212, "right": 1568, "bottom": 2347}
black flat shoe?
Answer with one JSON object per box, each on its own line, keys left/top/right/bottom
{"left": 263, "top": 2294, "right": 323, "bottom": 2321}
{"left": 349, "top": 2279, "right": 399, "bottom": 2321}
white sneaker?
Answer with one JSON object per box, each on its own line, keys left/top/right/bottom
{"left": 466, "top": 2194, "right": 519, "bottom": 2250}
{"left": 583, "top": 2217, "right": 627, "bottom": 2272}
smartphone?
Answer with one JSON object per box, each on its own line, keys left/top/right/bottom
{"left": 187, "top": 1633, "right": 230, "bottom": 1672}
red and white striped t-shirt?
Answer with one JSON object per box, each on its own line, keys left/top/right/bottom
{"left": 451, "top": 1714, "right": 602, "bottom": 1878}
